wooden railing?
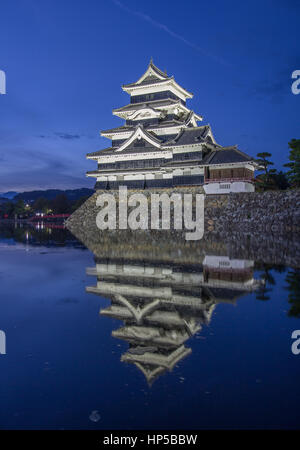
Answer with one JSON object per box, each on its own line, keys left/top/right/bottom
{"left": 204, "top": 177, "right": 254, "bottom": 184}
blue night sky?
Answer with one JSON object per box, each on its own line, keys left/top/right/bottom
{"left": 0, "top": 0, "right": 299, "bottom": 192}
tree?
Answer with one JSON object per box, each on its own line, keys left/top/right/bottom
{"left": 284, "top": 139, "right": 300, "bottom": 187}
{"left": 33, "top": 197, "right": 50, "bottom": 213}
{"left": 14, "top": 199, "right": 27, "bottom": 218}
{"left": 255, "top": 152, "right": 276, "bottom": 190}
{"left": 71, "top": 195, "right": 89, "bottom": 212}
{"left": 271, "top": 170, "right": 290, "bottom": 190}
{"left": 256, "top": 263, "right": 277, "bottom": 301}
{"left": 51, "top": 193, "right": 70, "bottom": 214}
{"left": 0, "top": 201, "right": 14, "bottom": 218}
{"left": 256, "top": 152, "right": 274, "bottom": 175}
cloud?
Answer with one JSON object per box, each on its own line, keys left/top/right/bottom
{"left": 0, "top": 140, "right": 94, "bottom": 191}
{"left": 55, "top": 132, "right": 81, "bottom": 140}
{"left": 0, "top": 167, "right": 92, "bottom": 192}
{"left": 111, "top": 0, "right": 230, "bottom": 66}
{"left": 36, "top": 132, "right": 83, "bottom": 140}
{"left": 36, "top": 132, "right": 97, "bottom": 140}
{"left": 0, "top": 149, "right": 92, "bottom": 191}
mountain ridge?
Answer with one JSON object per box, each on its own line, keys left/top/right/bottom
{"left": 1, "top": 188, "right": 94, "bottom": 202}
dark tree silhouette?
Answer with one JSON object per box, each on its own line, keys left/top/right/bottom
{"left": 285, "top": 269, "right": 300, "bottom": 318}
{"left": 284, "top": 139, "right": 300, "bottom": 187}
{"left": 255, "top": 152, "right": 277, "bottom": 190}
{"left": 51, "top": 193, "right": 70, "bottom": 214}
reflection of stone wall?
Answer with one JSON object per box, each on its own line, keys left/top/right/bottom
{"left": 223, "top": 232, "right": 300, "bottom": 269}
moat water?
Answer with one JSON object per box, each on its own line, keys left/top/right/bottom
{"left": 0, "top": 223, "right": 299, "bottom": 429}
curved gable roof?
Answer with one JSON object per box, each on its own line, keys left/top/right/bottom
{"left": 123, "top": 60, "right": 170, "bottom": 88}
{"left": 116, "top": 125, "right": 162, "bottom": 152}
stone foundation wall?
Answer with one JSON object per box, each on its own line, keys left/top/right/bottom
{"left": 204, "top": 189, "right": 300, "bottom": 234}
{"left": 67, "top": 187, "right": 300, "bottom": 235}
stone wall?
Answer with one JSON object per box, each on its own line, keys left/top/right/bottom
{"left": 67, "top": 187, "right": 300, "bottom": 235}
{"left": 204, "top": 189, "right": 300, "bottom": 234}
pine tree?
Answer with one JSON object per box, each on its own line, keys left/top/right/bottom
{"left": 284, "top": 139, "right": 300, "bottom": 187}
{"left": 255, "top": 152, "right": 276, "bottom": 190}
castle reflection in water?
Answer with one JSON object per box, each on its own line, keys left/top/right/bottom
{"left": 86, "top": 247, "right": 262, "bottom": 385}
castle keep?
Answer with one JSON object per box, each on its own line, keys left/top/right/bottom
{"left": 87, "top": 60, "right": 258, "bottom": 194}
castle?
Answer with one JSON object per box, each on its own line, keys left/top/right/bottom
{"left": 87, "top": 60, "right": 258, "bottom": 194}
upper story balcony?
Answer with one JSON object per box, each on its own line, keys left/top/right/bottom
{"left": 204, "top": 176, "right": 254, "bottom": 184}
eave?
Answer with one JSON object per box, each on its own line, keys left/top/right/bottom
{"left": 100, "top": 121, "right": 192, "bottom": 140}
{"left": 122, "top": 77, "right": 193, "bottom": 100}
{"left": 112, "top": 100, "right": 202, "bottom": 121}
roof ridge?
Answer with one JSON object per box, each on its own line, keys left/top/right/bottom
{"left": 123, "top": 60, "right": 170, "bottom": 88}
{"left": 149, "top": 60, "right": 169, "bottom": 78}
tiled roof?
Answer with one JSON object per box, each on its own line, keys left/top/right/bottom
{"left": 202, "top": 148, "right": 253, "bottom": 165}
{"left": 101, "top": 120, "right": 185, "bottom": 135}
{"left": 101, "top": 125, "right": 134, "bottom": 134}
{"left": 163, "top": 126, "right": 210, "bottom": 147}
{"left": 112, "top": 146, "right": 164, "bottom": 155}
{"left": 87, "top": 145, "right": 254, "bottom": 163}
{"left": 123, "top": 76, "right": 173, "bottom": 88}
{"left": 123, "top": 61, "right": 169, "bottom": 88}
{"left": 86, "top": 148, "right": 115, "bottom": 157}
{"left": 113, "top": 98, "right": 179, "bottom": 113}
{"left": 86, "top": 145, "right": 165, "bottom": 158}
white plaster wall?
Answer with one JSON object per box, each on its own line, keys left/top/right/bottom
{"left": 204, "top": 181, "right": 255, "bottom": 194}
{"left": 191, "top": 167, "right": 203, "bottom": 175}
{"left": 145, "top": 173, "right": 155, "bottom": 180}
{"left": 124, "top": 174, "right": 144, "bottom": 181}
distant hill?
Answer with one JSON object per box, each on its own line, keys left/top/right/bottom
{"left": 14, "top": 188, "right": 94, "bottom": 203}
{"left": 0, "top": 197, "right": 10, "bottom": 204}
{"left": 0, "top": 191, "right": 18, "bottom": 199}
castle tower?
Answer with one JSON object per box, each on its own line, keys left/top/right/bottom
{"left": 86, "top": 60, "right": 258, "bottom": 193}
